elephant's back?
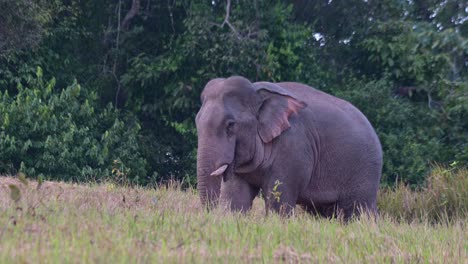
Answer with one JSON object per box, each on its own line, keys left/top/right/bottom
{"left": 277, "top": 81, "right": 382, "bottom": 179}
{"left": 277, "top": 82, "right": 353, "bottom": 113}
{"left": 277, "top": 82, "right": 376, "bottom": 135}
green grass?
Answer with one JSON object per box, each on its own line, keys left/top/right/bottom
{"left": 0, "top": 168, "right": 466, "bottom": 263}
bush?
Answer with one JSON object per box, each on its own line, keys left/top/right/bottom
{"left": 378, "top": 165, "right": 468, "bottom": 223}
{"left": 0, "top": 68, "right": 147, "bottom": 184}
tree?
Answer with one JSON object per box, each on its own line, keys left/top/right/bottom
{"left": 0, "top": 0, "right": 466, "bottom": 185}
{"left": 0, "top": 0, "right": 53, "bottom": 56}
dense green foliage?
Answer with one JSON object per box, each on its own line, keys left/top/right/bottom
{"left": 0, "top": 68, "right": 147, "bottom": 183}
{"left": 0, "top": 0, "right": 466, "bottom": 185}
{"left": 0, "top": 0, "right": 52, "bottom": 55}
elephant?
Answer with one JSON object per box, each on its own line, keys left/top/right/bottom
{"left": 195, "top": 76, "right": 382, "bottom": 219}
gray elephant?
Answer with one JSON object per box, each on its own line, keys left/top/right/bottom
{"left": 196, "top": 76, "right": 382, "bottom": 219}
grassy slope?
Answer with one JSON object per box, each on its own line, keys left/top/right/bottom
{"left": 0, "top": 176, "right": 466, "bottom": 263}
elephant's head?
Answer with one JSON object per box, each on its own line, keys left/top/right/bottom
{"left": 196, "top": 76, "right": 306, "bottom": 210}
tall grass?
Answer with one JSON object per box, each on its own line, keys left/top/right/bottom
{"left": 0, "top": 167, "right": 466, "bottom": 262}
{"left": 378, "top": 166, "right": 467, "bottom": 223}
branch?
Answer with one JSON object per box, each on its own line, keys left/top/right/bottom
{"left": 211, "top": 0, "right": 241, "bottom": 39}
{"left": 222, "top": 0, "right": 238, "bottom": 35}
{"left": 168, "top": 0, "right": 175, "bottom": 34}
{"left": 121, "top": 0, "right": 141, "bottom": 31}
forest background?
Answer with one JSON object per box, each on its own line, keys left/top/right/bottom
{"left": 0, "top": 0, "right": 466, "bottom": 187}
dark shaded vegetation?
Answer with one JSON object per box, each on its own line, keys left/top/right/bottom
{"left": 0, "top": 0, "right": 466, "bottom": 186}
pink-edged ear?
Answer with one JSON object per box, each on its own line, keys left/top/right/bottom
{"left": 254, "top": 82, "right": 306, "bottom": 143}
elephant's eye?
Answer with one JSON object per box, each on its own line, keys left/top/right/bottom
{"left": 226, "top": 121, "right": 236, "bottom": 136}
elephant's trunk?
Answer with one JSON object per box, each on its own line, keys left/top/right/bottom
{"left": 196, "top": 146, "right": 223, "bottom": 208}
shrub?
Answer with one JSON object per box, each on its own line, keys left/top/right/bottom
{"left": 0, "top": 68, "right": 147, "bottom": 183}
{"left": 378, "top": 165, "right": 468, "bottom": 223}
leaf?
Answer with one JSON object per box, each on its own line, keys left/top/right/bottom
{"left": 36, "top": 66, "right": 43, "bottom": 78}
{"left": 18, "top": 172, "right": 28, "bottom": 186}
{"left": 9, "top": 185, "right": 21, "bottom": 203}
{"left": 37, "top": 175, "right": 44, "bottom": 190}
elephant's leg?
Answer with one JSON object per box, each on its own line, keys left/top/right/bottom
{"left": 220, "top": 175, "right": 259, "bottom": 213}
{"left": 263, "top": 180, "right": 299, "bottom": 217}
{"left": 338, "top": 189, "right": 378, "bottom": 221}
{"left": 265, "top": 194, "right": 297, "bottom": 217}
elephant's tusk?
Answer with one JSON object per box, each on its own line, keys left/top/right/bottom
{"left": 210, "top": 164, "right": 228, "bottom": 176}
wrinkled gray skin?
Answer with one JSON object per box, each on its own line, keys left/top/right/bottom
{"left": 196, "top": 76, "right": 382, "bottom": 219}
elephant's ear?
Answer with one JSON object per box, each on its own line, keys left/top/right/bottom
{"left": 254, "top": 82, "right": 306, "bottom": 143}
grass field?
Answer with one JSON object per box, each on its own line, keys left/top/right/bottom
{"left": 0, "top": 168, "right": 466, "bottom": 263}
